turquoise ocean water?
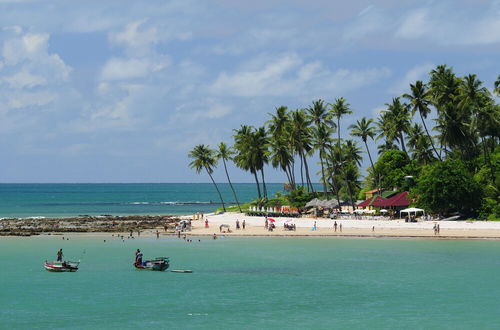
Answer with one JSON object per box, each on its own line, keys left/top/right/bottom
{"left": 1, "top": 236, "right": 500, "bottom": 329}
{"left": 0, "top": 183, "right": 292, "bottom": 218}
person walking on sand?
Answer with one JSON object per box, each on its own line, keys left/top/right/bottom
{"left": 312, "top": 221, "right": 317, "bottom": 231}
{"left": 437, "top": 224, "right": 440, "bottom": 235}
{"left": 205, "top": 219, "right": 209, "bottom": 228}
{"left": 236, "top": 219, "right": 240, "bottom": 230}
{"left": 265, "top": 218, "right": 269, "bottom": 229}
{"left": 57, "top": 249, "right": 63, "bottom": 262}
{"left": 334, "top": 221, "right": 338, "bottom": 232}
{"left": 339, "top": 223, "right": 342, "bottom": 232}
{"left": 242, "top": 220, "right": 246, "bottom": 230}
{"left": 433, "top": 224, "right": 437, "bottom": 235}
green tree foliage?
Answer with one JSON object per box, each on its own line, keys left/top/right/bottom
{"left": 374, "top": 150, "right": 412, "bottom": 190}
{"left": 412, "top": 160, "right": 483, "bottom": 216}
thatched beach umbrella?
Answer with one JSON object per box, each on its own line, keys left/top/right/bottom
{"left": 305, "top": 198, "right": 320, "bottom": 208}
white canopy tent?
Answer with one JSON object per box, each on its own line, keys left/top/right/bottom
{"left": 400, "top": 207, "right": 426, "bottom": 219}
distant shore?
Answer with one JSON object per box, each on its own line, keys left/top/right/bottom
{"left": 3, "top": 212, "right": 500, "bottom": 240}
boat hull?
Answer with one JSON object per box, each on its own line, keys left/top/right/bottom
{"left": 134, "top": 257, "right": 170, "bottom": 271}
{"left": 44, "top": 261, "right": 79, "bottom": 272}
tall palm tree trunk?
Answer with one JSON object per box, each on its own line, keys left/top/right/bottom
{"left": 253, "top": 170, "right": 261, "bottom": 198}
{"left": 302, "top": 153, "right": 315, "bottom": 193}
{"left": 287, "top": 163, "right": 296, "bottom": 189}
{"left": 299, "top": 154, "right": 305, "bottom": 188}
{"left": 329, "top": 178, "right": 342, "bottom": 212}
{"left": 206, "top": 169, "right": 226, "bottom": 212}
{"left": 222, "top": 158, "right": 241, "bottom": 213}
{"left": 346, "top": 180, "right": 356, "bottom": 211}
{"left": 419, "top": 112, "right": 441, "bottom": 160}
{"left": 260, "top": 168, "right": 268, "bottom": 198}
{"left": 364, "top": 140, "right": 380, "bottom": 195}
{"left": 399, "top": 132, "right": 407, "bottom": 154}
{"left": 319, "top": 149, "right": 327, "bottom": 199}
{"left": 284, "top": 166, "right": 292, "bottom": 188}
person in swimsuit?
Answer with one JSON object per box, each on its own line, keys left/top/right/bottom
{"left": 57, "top": 249, "right": 63, "bottom": 262}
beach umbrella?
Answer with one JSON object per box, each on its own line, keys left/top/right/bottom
{"left": 267, "top": 218, "right": 276, "bottom": 222}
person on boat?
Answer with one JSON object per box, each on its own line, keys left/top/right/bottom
{"left": 135, "top": 249, "right": 143, "bottom": 265}
{"left": 57, "top": 249, "right": 63, "bottom": 262}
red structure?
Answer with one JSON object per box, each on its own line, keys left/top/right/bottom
{"left": 383, "top": 191, "right": 410, "bottom": 207}
{"left": 357, "top": 191, "right": 410, "bottom": 208}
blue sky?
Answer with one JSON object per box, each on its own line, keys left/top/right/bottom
{"left": 0, "top": 0, "right": 499, "bottom": 183}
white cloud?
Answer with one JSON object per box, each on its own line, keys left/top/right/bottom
{"left": 210, "top": 53, "right": 391, "bottom": 99}
{"left": 395, "top": 9, "right": 431, "bottom": 39}
{"left": 3, "top": 69, "right": 46, "bottom": 88}
{"left": 109, "top": 19, "right": 159, "bottom": 52}
{"left": 7, "top": 91, "right": 56, "bottom": 109}
{"left": 389, "top": 63, "right": 434, "bottom": 95}
{"left": 343, "top": 5, "right": 388, "bottom": 41}
{"left": 394, "top": 1, "right": 500, "bottom": 46}
{"left": 2, "top": 33, "right": 49, "bottom": 65}
{"left": 100, "top": 57, "right": 169, "bottom": 81}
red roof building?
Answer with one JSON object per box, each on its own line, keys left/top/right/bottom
{"left": 383, "top": 191, "right": 410, "bottom": 207}
{"left": 357, "top": 195, "right": 387, "bottom": 208}
{"left": 357, "top": 191, "right": 411, "bottom": 208}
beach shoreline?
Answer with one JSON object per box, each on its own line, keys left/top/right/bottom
{"left": 3, "top": 211, "right": 500, "bottom": 240}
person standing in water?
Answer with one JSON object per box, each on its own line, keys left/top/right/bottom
{"left": 135, "top": 249, "right": 143, "bottom": 265}
{"left": 57, "top": 249, "right": 63, "bottom": 262}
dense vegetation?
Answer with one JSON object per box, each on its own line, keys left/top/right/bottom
{"left": 189, "top": 66, "right": 500, "bottom": 219}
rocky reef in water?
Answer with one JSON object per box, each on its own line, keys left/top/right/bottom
{"left": 0, "top": 215, "right": 182, "bottom": 236}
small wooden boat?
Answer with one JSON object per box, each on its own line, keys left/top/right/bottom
{"left": 134, "top": 257, "right": 170, "bottom": 271}
{"left": 44, "top": 260, "right": 80, "bottom": 272}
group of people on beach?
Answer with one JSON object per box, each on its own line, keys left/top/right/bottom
{"left": 235, "top": 219, "right": 245, "bottom": 230}
{"left": 433, "top": 223, "right": 441, "bottom": 235}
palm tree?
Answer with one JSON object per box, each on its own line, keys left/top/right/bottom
{"left": 403, "top": 80, "right": 441, "bottom": 160}
{"left": 342, "top": 160, "right": 361, "bottom": 211}
{"left": 188, "top": 144, "right": 226, "bottom": 212}
{"left": 383, "top": 97, "right": 411, "bottom": 154}
{"left": 290, "top": 109, "right": 314, "bottom": 192}
{"left": 233, "top": 125, "right": 262, "bottom": 198}
{"left": 267, "top": 106, "right": 295, "bottom": 188}
{"left": 311, "top": 123, "right": 333, "bottom": 198}
{"left": 343, "top": 139, "right": 363, "bottom": 167}
{"left": 330, "top": 97, "right": 353, "bottom": 153}
{"left": 407, "top": 123, "right": 435, "bottom": 164}
{"left": 254, "top": 126, "right": 270, "bottom": 198}
{"left": 216, "top": 142, "right": 242, "bottom": 213}
{"left": 349, "top": 117, "right": 377, "bottom": 185}
{"left": 307, "top": 99, "right": 335, "bottom": 197}
{"left": 325, "top": 144, "right": 344, "bottom": 211}
{"left": 269, "top": 134, "right": 295, "bottom": 188}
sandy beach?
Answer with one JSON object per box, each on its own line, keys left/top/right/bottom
{"left": 187, "top": 212, "right": 500, "bottom": 239}
{"left": 3, "top": 212, "right": 500, "bottom": 240}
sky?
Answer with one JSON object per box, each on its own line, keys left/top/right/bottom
{"left": 0, "top": 0, "right": 499, "bottom": 183}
